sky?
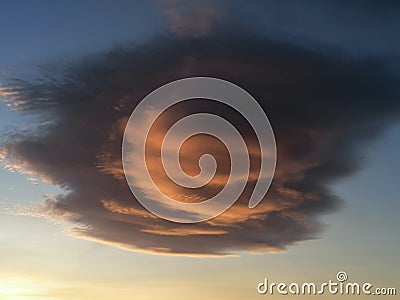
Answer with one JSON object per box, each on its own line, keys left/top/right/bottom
{"left": 0, "top": 1, "right": 399, "bottom": 299}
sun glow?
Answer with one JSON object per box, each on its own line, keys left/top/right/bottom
{"left": 0, "top": 278, "right": 47, "bottom": 299}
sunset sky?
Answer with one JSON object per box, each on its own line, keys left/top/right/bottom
{"left": 0, "top": 1, "right": 399, "bottom": 299}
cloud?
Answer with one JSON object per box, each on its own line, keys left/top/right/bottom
{"left": 1, "top": 30, "right": 400, "bottom": 256}
{"left": 160, "top": 0, "right": 226, "bottom": 37}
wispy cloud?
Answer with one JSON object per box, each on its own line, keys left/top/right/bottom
{"left": 160, "top": 0, "right": 226, "bottom": 37}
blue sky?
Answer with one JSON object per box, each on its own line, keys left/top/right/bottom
{"left": 0, "top": 1, "right": 162, "bottom": 66}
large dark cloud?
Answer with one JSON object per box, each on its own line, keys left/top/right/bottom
{"left": 1, "top": 26, "right": 400, "bottom": 255}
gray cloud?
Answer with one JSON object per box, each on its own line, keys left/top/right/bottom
{"left": 1, "top": 27, "right": 400, "bottom": 256}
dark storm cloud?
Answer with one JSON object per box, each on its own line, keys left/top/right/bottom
{"left": 1, "top": 27, "right": 400, "bottom": 255}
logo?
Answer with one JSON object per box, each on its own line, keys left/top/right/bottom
{"left": 122, "top": 77, "right": 276, "bottom": 223}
